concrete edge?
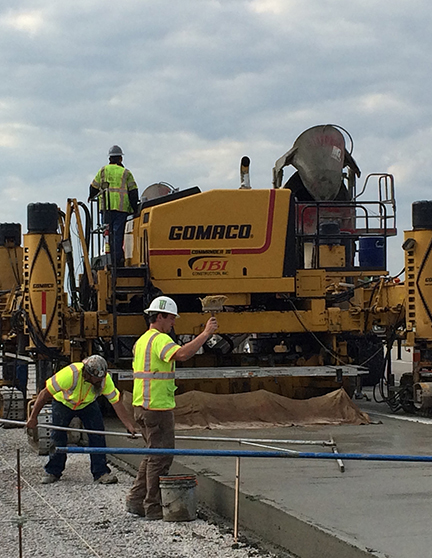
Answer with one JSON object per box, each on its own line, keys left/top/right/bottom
{"left": 108, "top": 454, "right": 385, "bottom": 558}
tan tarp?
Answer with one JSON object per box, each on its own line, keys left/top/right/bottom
{"left": 122, "top": 388, "right": 370, "bottom": 430}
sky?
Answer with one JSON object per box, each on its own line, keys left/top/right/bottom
{"left": 1, "top": 0, "right": 431, "bottom": 274}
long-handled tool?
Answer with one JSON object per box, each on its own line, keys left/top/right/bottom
{"left": 0, "top": 418, "right": 137, "bottom": 438}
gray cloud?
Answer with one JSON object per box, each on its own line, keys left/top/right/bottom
{"left": 0, "top": 0, "right": 431, "bottom": 274}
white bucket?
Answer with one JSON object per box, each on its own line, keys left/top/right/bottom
{"left": 159, "top": 474, "right": 197, "bottom": 522}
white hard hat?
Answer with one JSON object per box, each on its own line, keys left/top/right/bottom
{"left": 82, "top": 355, "right": 108, "bottom": 378}
{"left": 144, "top": 296, "right": 179, "bottom": 317}
{"left": 108, "top": 145, "right": 124, "bottom": 158}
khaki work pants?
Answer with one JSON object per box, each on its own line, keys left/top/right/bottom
{"left": 127, "top": 408, "right": 174, "bottom": 516}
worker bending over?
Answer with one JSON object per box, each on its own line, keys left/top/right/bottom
{"left": 89, "top": 145, "right": 139, "bottom": 266}
{"left": 126, "top": 296, "right": 218, "bottom": 520}
{"left": 27, "top": 355, "right": 136, "bottom": 485}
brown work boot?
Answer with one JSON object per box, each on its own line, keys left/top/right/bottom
{"left": 145, "top": 505, "right": 163, "bottom": 520}
{"left": 126, "top": 500, "right": 146, "bottom": 517}
{"left": 95, "top": 473, "right": 118, "bottom": 484}
{"left": 41, "top": 473, "right": 60, "bottom": 484}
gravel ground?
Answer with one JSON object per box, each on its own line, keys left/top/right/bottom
{"left": 0, "top": 427, "right": 282, "bottom": 558}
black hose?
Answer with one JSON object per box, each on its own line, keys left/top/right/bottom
{"left": 77, "top": 201, "right": 91, "bottom": 251}
{"left": 288, "top": 299, "right": 346, "bottom": 365}
{"left": 372, "top": 310, "right": 406, "bottom": 411}
{"left": 77, "top": 201, "right": 96, "bottom": 311}
{"left": 18, "top": 307, "right": 63, "bottom": 361}
{"left": 363, "top": 280, "right": 381, "bottom": 335}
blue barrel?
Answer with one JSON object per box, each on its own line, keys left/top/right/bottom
{"left": 359, "top": 237, "right": 385, "bottom": 269}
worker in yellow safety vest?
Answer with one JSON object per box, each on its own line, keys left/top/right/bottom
{"left": 27, "top": 355, "right": 136, "bottom": 485}
{"left": 89, "top": 145, "right": 139, "bottom": 266}
{"left": 126, "top": 295, "right": 218, "bottom": 520}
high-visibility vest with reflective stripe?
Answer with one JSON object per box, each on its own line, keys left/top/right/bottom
{"left": 45, "top": 362, "right": 121, "bottom": 410}
{"left": 132, "top": 329, "right": 180, "bottom": 410}
{"left": 91, "top": 164, "right": 137, "bottom": 213}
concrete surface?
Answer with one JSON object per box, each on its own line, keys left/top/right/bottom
{"left": 1, "top": 342, "right": 420, "bottom": 556}
{"left": 106, "top": 384, "right": 432, "bottom": 558}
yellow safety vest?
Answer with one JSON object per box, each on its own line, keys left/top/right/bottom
{"left": 91, "top": 164, "right": 137, "bottom": 213}
{"left": 46, "top": 362, "right": 120, "bottom": 410}
{"left": 132, "top": 329, "right": 180, "bottom": 410}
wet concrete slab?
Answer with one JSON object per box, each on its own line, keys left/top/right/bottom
{"left": 106, "top": 389, "right": 432, "bottom": 558}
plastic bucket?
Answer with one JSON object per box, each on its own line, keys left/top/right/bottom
{"left": 159, "top": 474, "right": 197, "bottom": 522}
{"left": 359, "top": 236, "right": 385, "bottom": 269}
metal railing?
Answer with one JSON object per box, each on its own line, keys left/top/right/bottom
{"left": 57, "top": 443, "right": 432, "bottom": 543}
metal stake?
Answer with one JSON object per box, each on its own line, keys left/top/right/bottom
{"left": 17, "top": 449, "right": 23, "bottom": 558}
{"left": 234, "top": 456, "right": 241, "bottom": 543}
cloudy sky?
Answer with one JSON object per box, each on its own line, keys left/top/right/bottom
{"left": 1, "top": 0, "right": 431, "bottom": 273}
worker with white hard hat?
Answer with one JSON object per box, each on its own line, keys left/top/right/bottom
{"left": 126, "top": 296, "right": 218, "bottom": 519}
